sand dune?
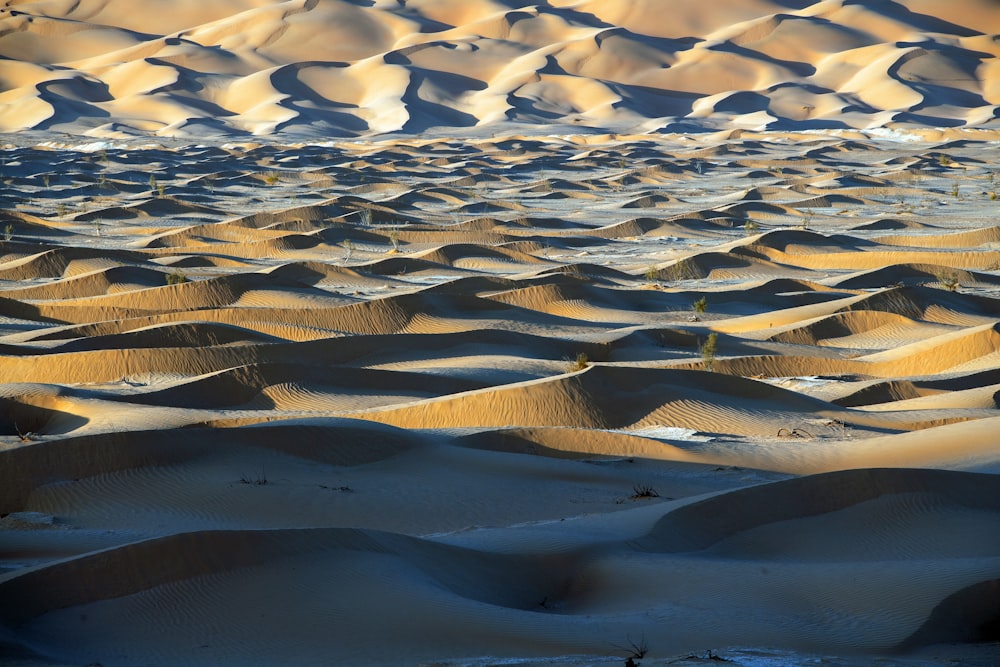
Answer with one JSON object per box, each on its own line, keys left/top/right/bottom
{"left": 3, "top": 3, "right": 1000, "bottom": 666}
{"left": 1, "top": 0, "right": 999, "bottom": 137}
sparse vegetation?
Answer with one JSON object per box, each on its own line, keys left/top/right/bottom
{"left": 239, "top": 467, "right": 268, "bottom": 486}
{"left": 3, "top": 224, "right": 12, "bottom": 242}
{"left": 777, "top": 427, "right": 813, "bottom": 438}
{"left": 700, "top": 332, "right": 718, "bottom": 371}
{"left": 342, "top": 239, "right": 355, "bottom": 262}
{"left": 938, "top": 154, "right": 953, "bottom": 167}
{"left": 743, "top": 220, "right": 759, "bottom": 234}
{"left": 951, "top": 181, "right": 959, "bottom": 198}
{"left": 800, "top": 209, "right": 812, "bottom": 230}
{"left": 692, "top": 297, "right": 707, "bottom": 315}
{"left": 263, "top": 172, "right": 280, "bottom": 185}
{"left": 388, "top": 229, "right": 400, "bottom": 253}
{"left": 936, "top": 271, "right": 960, "bottom": 292}
{"left": 644, "top": 265, "right": 659, "bottom": 283}
{"left": 14, "top": 423, "right": 33, "bottom": 442}
{"left": 359, "top": 208, "right": 373, "bottom": 226}
{"left": 662, "top": 257, "right": 699, "bottom": 281}
{"left": 612, "top": 634, "right": 648, "bottom": 667}
{"left": 630, "top": 484, "right": 660, "bottom": 499}
{"left": 569, "top": 352, "right": 590, "bottom": 372}
{"left": 165, "top": 270, "right": 189, "bottom": 285}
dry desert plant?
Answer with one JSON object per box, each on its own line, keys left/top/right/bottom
{"left": 700, "top": 332, "right": 718, "bottom": 371}
{"left": 936, "top": 271, "right": 960, "bottom": 292}
{"left": 165, "top": 270, "right": 188, "bottom": 286}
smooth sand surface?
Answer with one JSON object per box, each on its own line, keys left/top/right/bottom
{"left": 2, "top": 2, "right": 1000, "bottom": 667}
{"left": 2, "top": 0, "right": 1000, "bottom": 137}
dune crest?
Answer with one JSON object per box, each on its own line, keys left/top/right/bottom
{"left": 3, "top": 4, "right": 1000, "bottom": 666}
{"left": 2, "top": 0, "right": 1000, "bottom": 137}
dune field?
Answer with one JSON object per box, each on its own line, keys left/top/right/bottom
{"left": 2, "top": 1, "right": 1000, "bottom": 666}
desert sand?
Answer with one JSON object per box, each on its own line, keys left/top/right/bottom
{"left": 1, "top": 1, "right": 1000, "bottom": 667}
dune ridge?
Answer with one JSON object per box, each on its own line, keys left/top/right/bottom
{"left": 1, "top": 0, "right": 999, "bottom": 138}
{"left": 3, "top": 4, "right": 1000, "bottom": 664}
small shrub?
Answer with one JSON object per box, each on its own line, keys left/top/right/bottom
{"left": 263, "top": 172, "right": 280, "bottom": 185}
{"left": 743, "top": 220, "right": 759, "bottom": 234}
{"left": 692, "top": 297, "right": 707, "bottom": 315}
{"left": 936, "top": 271, "right": 959, "bottom": 292}
{"left": 569, "top": 352, "right": 589, "bottom": 372}
{"left": 644, "top": 265, "right": 659, "bottom": 283}
{"left": 165, "top": 270, "right": 189, "bottom": 286}
{"left": 800, "top": 209, "right": 812, "bottom": 230}
{"left": 342, "top": 239, "right": 354, "bottom": 263}
{"left": 951, "top": 181, "right": 959, "bottom": 198}
{"left": 700, "top": 333, "right": 718, "bottom": 371}
{"left": 388, "top": 229, "right": 400, "bottom": 253}
{"left": 2, "top": 224, "right": 12, "bottom": 242}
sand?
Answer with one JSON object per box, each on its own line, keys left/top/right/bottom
{"left": 2, "top": 2, "right": 1000, "bottom": 667}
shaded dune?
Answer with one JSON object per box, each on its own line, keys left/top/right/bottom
{"left": 0, "top": 418, "right": 427, "bottom": 512}
{"left": 0, "top": 526, "right": 578, "bottom": 626}
{"left": 0, "top": 328, "right": 617, "bottom": 384}
{"left": 636, "top": 467, "right": 1000, "bottom": 554}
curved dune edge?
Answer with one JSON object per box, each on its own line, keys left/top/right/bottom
{"left": 3, "top": 117, "right": 1000, "bottom": 666}
{"left": 0, "top": 469, "right": 996, "bottom": 664}
{"left": 2, "top": 0, "right": 1000, "bottom": 138}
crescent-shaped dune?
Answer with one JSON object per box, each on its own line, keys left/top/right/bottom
{"left": 3, "top": 2, "right": 1000, "bottom": 666}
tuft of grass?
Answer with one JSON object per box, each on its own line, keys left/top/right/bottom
{"left": 692, "top": 297, "right": 707, "bottom": 315}
{"left": 388, "top": 229, "right": 400, "bottom": 253}
{"left": 569, "top": 352, "right": 590, "bottom": 372}
{"left": 644, "top": 265, "right": 660, "bottom": 283}
{"left": 662, "top": 257, "right": 699, "bottom": 282}
{"left": 14, "top": 422, "right": 33, "bottom": 442}
{"left": 263, "top": 172, "right": 280, "bottom": 185}
{"left": 630, "top": 484, "right": 660, "bottom": 499}
{"left": 612, "top": 634, "right": 648, "bottom": 667}
{"left": 165, "top": 270, "right": 189, "bottom": 286}
{"left": 700, "top": 332, "right": 718, "bottom": 372}
{"left": 239, "top": 467, "right": 268, "bottom": 486}
{"left": 743, "top": 220, "right": 759, "bottom": 234}
{"left": 342, "top": 239, "right": 354, "bottom": 263}
{"left": 2, "top": 223, "right": 12, "bottom": 242}
{"left": 951, "top": 181, "right": 960, "bottom": 198}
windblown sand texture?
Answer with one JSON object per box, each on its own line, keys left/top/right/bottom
{"left": 3, "top": 2, "right": 1000, "bottom": 667}
{"left": 2, "top": 131, "right": 1000, "bottom": 666}
{"left": 2, "top": 0, "right": 1000, "bottom": 136}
